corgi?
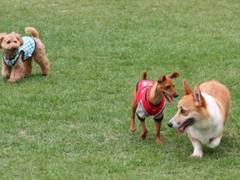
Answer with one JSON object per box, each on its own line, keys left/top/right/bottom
{"left": 168, "top": 80, "right": 231, "bottom": 157}
{"left": 130, "top": 71, "right": 179, "bottom": 144}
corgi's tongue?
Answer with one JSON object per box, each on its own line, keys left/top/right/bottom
{"left": 177, "top": 127, "right": 185, "bottom": 133}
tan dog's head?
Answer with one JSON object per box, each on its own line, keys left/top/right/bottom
{"left": 168, "top": 80, "right": 208, "bottom": 133}
{"left": 156, "top": 72, "right": 180, "bottom": 103}
{"left": 0, "top": 32, "right": 23, "bottom": 52}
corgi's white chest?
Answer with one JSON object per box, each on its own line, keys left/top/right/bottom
{"left": 188, "top": 93, "right": 224, "bottom": 146}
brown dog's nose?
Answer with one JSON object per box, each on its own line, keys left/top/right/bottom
{"left": 168, "top": 122, "right": 173, "bottom": 128}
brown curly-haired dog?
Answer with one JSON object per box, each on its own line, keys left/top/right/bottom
{"left": 0, "top": 27, "right": 49, "bottom": 82}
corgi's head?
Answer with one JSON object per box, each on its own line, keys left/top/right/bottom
{"left": 155, "top": 72, "right": 180, "bottom": 103}
{"left": 168, "top": 80, "right": 209, "bottom": 133}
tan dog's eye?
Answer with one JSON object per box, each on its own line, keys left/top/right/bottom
{"left": 165, "top": 85, "right": 171, "bottom": 90}
{"left": 7, "top": 41, "right": 11, "bottom": 44}
{"left": 14, "top": 41, "right": 17, "bottom": 43}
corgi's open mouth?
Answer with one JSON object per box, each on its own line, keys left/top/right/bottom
{"left": 178, "top": 118, "right": 195, "bottom": 133}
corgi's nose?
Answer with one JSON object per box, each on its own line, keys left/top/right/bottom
{"left": 174, "top": 94, "right": 179, "bottom": 98}
{"left": 167, "top": 122, "right": 173, "bottom": 128}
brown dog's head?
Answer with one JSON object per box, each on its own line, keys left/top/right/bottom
{"left": 168, "top": 80, "right": 208, "bottom": 133}
{"left": 0, "top": 32, "right": 23, "bottom": 52}
{"left": 156, "top": 72, "right": 180, "bottom": 103}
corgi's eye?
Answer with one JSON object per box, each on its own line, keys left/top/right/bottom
{"left": 180, "top": 109, "right": 186, "bottom": 113}
{"left": 180, "top": 107, "right": 188, "bottom": 115}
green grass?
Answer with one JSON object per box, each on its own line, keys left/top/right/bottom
{"left": 0, "top": 0, "right": 240, "bottom": 179}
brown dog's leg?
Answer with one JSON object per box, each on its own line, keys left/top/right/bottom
{"left": 1, "top": 63, "right": 11, "bottom": 78}
{"left": 9, "top": 66, "right": 22, "bottom": 82}
{"left": 8, "top": 60, "right": 23, "bottom": 82}
{"left": 34, "top": 55, "right": 49, "bottom": 76}
{"left": 154, "top": 120, "right": 162, "bottom": 144}
{"left": 140, "top": 120, "right": 147, "bottom": 140}
{"left": 23, "top": 59, "right": 32, "bottom": 77}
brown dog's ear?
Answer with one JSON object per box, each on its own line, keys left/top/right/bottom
{"left": 11, "top": 32, "right": 23, "bottom": 46}
{"left": 169, "top": 72, "right": 180, "bottom": 79}
{"left": 0, "top": 33, "right": 6, "bottom": 48}
{"left": 183, "top": 80, "right": 192, "bottom": 95}
{"left": 193, "top": 86, "right": 205, "bottom": 107}
{"left": 15, "top": 33, "right": 23, "bottom": 45}
{"left": 158, "top": 75, "right": 166, "bottom": 83}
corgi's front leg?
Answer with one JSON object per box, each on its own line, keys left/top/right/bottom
{"left": 189, "top": 134, "right": 203, "bottom": 158}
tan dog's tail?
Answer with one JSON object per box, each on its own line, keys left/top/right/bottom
{"left": 142, "top": 71, "right": 147, "bottom": 80}
{"left": 25, "top": 27, "right": 39, "bottom": 38}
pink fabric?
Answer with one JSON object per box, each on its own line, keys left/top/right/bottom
{"left": 135, "top": 80, "right": 166, "bottom": 116}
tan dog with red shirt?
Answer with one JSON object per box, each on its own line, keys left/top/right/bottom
{"left": 130, "top": 71, "right": 179, "bottom": 144}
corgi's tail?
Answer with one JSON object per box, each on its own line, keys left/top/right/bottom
{"left": 25, "top": 27, "right": 39, "bottom": 38}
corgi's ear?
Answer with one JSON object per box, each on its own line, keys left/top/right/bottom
{"left": 169, "top": 72, "right": 180, "bottom": 79}
{"left": 158, "top": 75, "right": 166, "bottom": 83}
{"left": 0, "top": 33, "right": 6, "bottom": 48}
{"left": 183, "top": 80, "right": 192, "bottom": 95}
{"left": 193, "top": 86, "right": 205, "bottom": 107}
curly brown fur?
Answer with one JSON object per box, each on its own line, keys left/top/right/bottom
{"left": 0, "top": 27, "right": 49, "bottom": 82}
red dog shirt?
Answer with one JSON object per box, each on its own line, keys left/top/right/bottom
{"left": 135, "top": 80, "right": 166, "bottom": 120}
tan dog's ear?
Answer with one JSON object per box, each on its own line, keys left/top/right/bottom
{"left": 0, "top": 33, "right": 6, "bottom": 48}
{"left": 193, "top": 86, "right": 205, "bottom": 107}
{"left": 158, "top": 75, "right": 166, "bottom": 83}
{"left": 183, "top": 80, "right": 192, "bottom": 95}
{"left": 169, "top": 72, "right": 180, "bottom": 79}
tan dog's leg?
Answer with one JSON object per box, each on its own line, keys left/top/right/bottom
{"left": 154, "top": 121, "right": 162, "bottom": 144}
{"left": 140, "top": 120, "right": 147, "bottom": 140}
{"left": 1, "top": 63, "right": 11, "bottom": 78}
{"left": 130, "top": 92, "right": 137, "bottom": 132}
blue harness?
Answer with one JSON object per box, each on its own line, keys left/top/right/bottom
{"left": 3, "top": 36, "right": 36, "bottom": 66}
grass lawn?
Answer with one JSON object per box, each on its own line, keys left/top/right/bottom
{"left": 0, "top": 0, "right": 240, "bottom": 179}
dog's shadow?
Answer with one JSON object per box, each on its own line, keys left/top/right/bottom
{"left": 3, "top": 73, "right": 49, "bottom": 84}
{"left": 197, "top": 132, "right": 238, "bottom": 159}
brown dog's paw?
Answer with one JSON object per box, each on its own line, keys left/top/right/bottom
{"left": 8, "top": 79, "right": 17, "bottom": 83}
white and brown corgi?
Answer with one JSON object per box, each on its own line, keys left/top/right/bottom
{"left": 168, "top": 80, "right": 231, "bottom": 157}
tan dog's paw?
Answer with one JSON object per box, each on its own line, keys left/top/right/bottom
{"left": 130, "top": 127, "right": 137, "bottom": 132}
{"left": 140, "top": 130, "right": 147, "bottom": 140}
{"left": 156, "top": 138, "right": 163, "bottom": 145}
